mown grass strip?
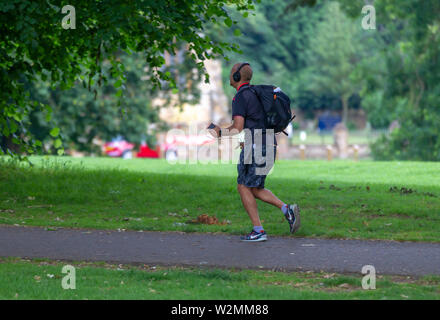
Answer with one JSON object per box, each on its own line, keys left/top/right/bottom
{"left": 1, "top": 257, "right": 439, "bottom": 300}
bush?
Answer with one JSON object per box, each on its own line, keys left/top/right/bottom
{"left": 371, "top": 110, "right": 440, "bottom": 161}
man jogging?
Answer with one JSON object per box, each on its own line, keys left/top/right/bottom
{"left": 208, "top": 62, "right": 300, "bottom": 242}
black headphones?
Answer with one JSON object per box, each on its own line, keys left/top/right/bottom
{"left": 233, "top": 62, "right": 250, "bottom": 82}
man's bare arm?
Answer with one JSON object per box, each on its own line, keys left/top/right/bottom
{"left": 222, "top": 115, "right": 244, "bottom": 136}
{"left": 209, "top": 116, "right": 244, "bottom": 137}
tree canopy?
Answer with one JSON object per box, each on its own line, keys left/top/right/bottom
{"left": 2, "top": 0, "right": 439, "bottom": 161}
{"left": 338, "top": 0, "right": 440, "bottom": 160}
{"left": 0, "top": 0, "right": 256, "bottom": 159}
{"left": 208, "top": 0, "right": 371, "bottom": 122}
{"left": 210, "top": 0, "right": 440, "bottom": 160}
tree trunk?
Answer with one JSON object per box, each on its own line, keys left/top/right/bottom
{"left": 341, "top": 96, "right": 348, "bottom": 124}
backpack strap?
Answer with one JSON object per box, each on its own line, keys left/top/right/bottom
{"left": 238, "top": 85, "right": 269, "bottom": 135}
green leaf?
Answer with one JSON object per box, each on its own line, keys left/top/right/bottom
{"left": 49, "top": 127, "right": 60, "bottom": 137}
{"left": 57, "top": 148, "right": 64, "bottom": 156}
{"left": 54, "top": 138, "right": 62, "bottom": 148}
{"left": 224, "top": 18, "right": 233, "bottom": 27}
{"left": 10, "top": 121, "right": 18, "bottom": 134}
{"left": 114, "top": 80, "right": 122, "bottom": 88}
{"left": 233, "top": 29, "right": 242, "bottom": 37}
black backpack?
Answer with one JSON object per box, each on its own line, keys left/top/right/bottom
{"left": 245, "top": 85, "right": 295, "bottom": 135}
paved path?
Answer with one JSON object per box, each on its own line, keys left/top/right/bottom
{"left": 0, "top": 225, "right": 439, "bottom": 276}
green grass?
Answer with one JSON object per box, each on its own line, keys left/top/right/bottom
{"left": 1, "top": 156, "right": 440, "bottom": 242}
{"left": 1, "top": 258, "right": 438, "bottom": 300}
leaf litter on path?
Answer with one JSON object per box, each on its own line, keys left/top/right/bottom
{"left": 188, "top": 214, "right": 230, "bottom": 226}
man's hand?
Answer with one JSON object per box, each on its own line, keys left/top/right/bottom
{"left": 207, "top": 115, "right": 244, "bottom": 138}
{"left": 207, "top": 123, "right": 221, "bottom": 138}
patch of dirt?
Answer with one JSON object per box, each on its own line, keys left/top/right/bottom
{"left": 329, "top": 184, "right": 341, "bottom": 191}
{"left": 389, "top": 186, "right": 437, "bottom": 197}
{"left": 188, "top": 214, "right": 230, "bottom": 226}
{"left": 0, "top": 209, "right": 14, "bottom": 213}
{"left": 365, "top": 213, "right": 439, "bottom": 221}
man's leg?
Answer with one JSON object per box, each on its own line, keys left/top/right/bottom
{"left": 251, "top": 188, "right": 284, "bottom": 209}
{"left": 252, "top": 187, "right": 301, "bottom": 234}
{"left": 237, "top": 183, "right": 262, "bottom": 227}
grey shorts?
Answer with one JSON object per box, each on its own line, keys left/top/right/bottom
{"left": 237, "top": 144, "right": 276, "bottom": 189}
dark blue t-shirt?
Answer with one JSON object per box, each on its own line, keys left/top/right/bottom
{"left": 232, "top": 83, "right": 277, "bottom": 145}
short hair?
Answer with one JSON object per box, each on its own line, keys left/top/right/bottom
{"left": 241, "top": 64, "right": 252, "bottom": 81}
{"left": 232, "top": 63, "right": 253, "bottom": 81}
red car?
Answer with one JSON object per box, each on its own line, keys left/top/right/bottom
{"left": 102, "top": 139, "right": 135, "bottom": 158}
{"left": 103, "top": 134, "right": 214, "bottom": 159}
{"left": 137, "top": 143, "right": 160, "bottom": 158}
